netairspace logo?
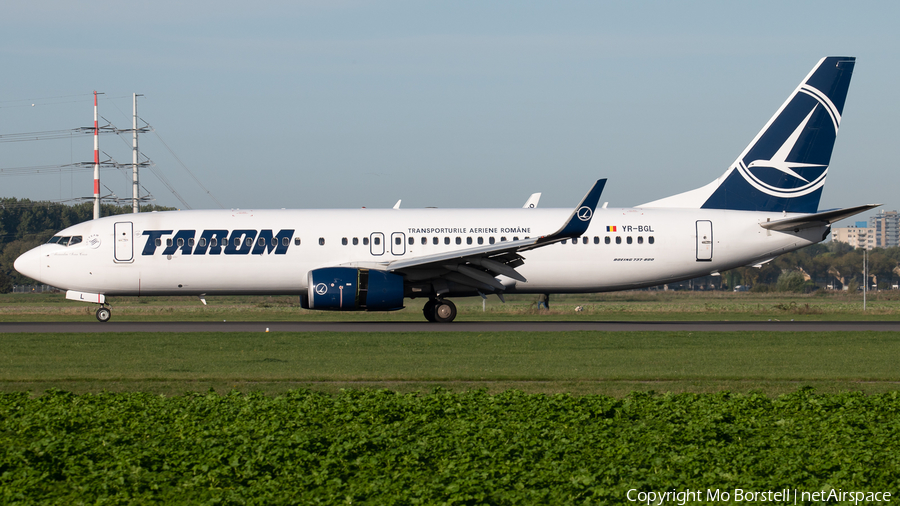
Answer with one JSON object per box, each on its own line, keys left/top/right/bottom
{"left": 626, "top": 488, "right": 892, "bottom": 505}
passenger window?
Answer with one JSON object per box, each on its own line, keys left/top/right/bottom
{"left": 294, "top": 237, "right": 301, "bottom": 246}
{"left": 283, "top": 237, "right": 290, "bottom": 246}
{"left": 615, "top": 237, "right": 621, "bottom": 244}
{"left": 433, "top": 237, "right": 438, "bottom": 245}
{"left": 353, "top": 237, "right": 359, "bottom": 245}
{"left": 363, "top": 237, "right": 369, "bottom": 246}
{"left": 444, "top": 237, "right": 450, "bottom": 245}
{"left": 211, "top": 238, "right": 218, "bottom": 247}
{"left": 167, "top": 238, "right": 174, "bottom": 247}
{"left": 638, "top": 236, "right": 643, "bottom": 244}
{"left": 456, "top": 237, "right": 461, "bottom": 245}
{"left": 501, "top": 237, "right": 507, "bottom": 242}
{"left": 189, "top": 238, "right": 195, "bottom": 247}
{"left": 649, "top": 236, "right": 655, "bottom": 244}
{"left": 467, "top": 237, "right": 473, "bottom": 245}
{"left": 627, "top": 236, "right": 633, "bottom": 244}
{"left": 421, "top": 237, "right": 427, "bottom": 245}
{"left": 395, "top": 237, "right": 401, "bottom": 245}
{"left": 489, "top": 237, "right": 495, "bottom": 245}
{"left": 244, "top": 237, "right": 252, "bottom": 247}
{"left": 408, "top": 237, "right": 413, "bottom": 245}
{"left": 199, "top": 238, "right": 207, "bottom": 247}
{"left": 561, "top": 240, "right": 567, "bottom": 244}
{"left": 342, "top": 238, "right": 349, "bottom": 246}
{"left": 605, "top": 237, "right": 610, "bottom": 244}
{"left": 177, "top": 238, "right": 185, "bottom": 247}
{"left": 513, "top": 236, "right": 519, "bottom": 241}
{"left": 594, "top": 236, "right": 599, "bottom": 244}
{"left": 477, "top": 237, "right": 484, "bottom": 245}
{"left": 319, "top": 238, "right": 325, "bottom": 246}
{"left": 233, "top": 238, "right": 239, "bottom": 246}
{"left": 582, "top": 237, "right": 588, "bottom": 244}
{"left": 374, "top": 237, "right": 380, "bottom": 245}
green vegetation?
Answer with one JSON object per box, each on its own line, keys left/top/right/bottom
{"left": 2, "top": 330, "right": 899, "bottom": 396}
{"left": 2, "top": 389, "right": 898, "bottom": 504}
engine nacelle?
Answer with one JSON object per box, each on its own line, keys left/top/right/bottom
{"left": 307, "top": 267, "right": 404, "bottom": 311}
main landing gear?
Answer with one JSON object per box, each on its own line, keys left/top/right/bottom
{"left": 423, "top": 298, "right": 457, "bottom": 323}
{"left": 96, "top": 306, "right": 112, "bottom": 322}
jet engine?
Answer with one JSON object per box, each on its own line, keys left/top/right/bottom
{"left": 306, "top": 267, "right": 404, "bottom": 311}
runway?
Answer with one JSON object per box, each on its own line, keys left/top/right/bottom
{"left": 3, "top": 320, "right": 900, "bottom": 333}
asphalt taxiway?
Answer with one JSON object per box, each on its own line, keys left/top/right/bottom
{"left": 3, "top": 320, "right": 900, "bottom": 333}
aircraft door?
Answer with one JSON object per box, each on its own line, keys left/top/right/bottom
{"left": 696, "top": 220, "right": 713, "bottom": 261}
{"left": 114, "top": 222, "right": 134, "bottom": 262}
{"left": 370, "top": 232, "right": 385, "bottom": 256}
{"left": 391, "top": 232, "right": 406, "bottom": 256}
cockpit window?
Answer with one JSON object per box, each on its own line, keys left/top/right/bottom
{"left": 47, "top": 235, "right": 82, "bottom": 246}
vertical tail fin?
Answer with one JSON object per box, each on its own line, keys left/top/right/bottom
{"left": 642, "top": 56, "right": 856, "bottom": 213}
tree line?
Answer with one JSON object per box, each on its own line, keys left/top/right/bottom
{"left": 2, "top": 198, "right": 897, "bottom": 293}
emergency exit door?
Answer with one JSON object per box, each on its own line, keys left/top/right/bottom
{"left": 696, "top": 220, "right": 713, "bottom": 261}
{"left": 114, "top": 222, "right": 134, "bottom": 262}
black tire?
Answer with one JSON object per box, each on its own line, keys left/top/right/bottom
{"left": 423, "top": 300, "right": 437, "bottom": 322}
{"left": 433, "top": 300, "right": 457, "bottom": 323}
{"left": 96, "top": 307, "right": 111, "bottom": 323}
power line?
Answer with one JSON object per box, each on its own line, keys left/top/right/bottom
{"left": 151, "top": 128, "right": 225, "bottom": 209}
{"left": 0, "top": 126, "right": 116, "bottom": 143}
{"left": 2, "top": 95, "right": 223, "bottom": 211}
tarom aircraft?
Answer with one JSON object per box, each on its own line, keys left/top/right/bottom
{"left": 15, "top": 56, "right": 876, "bottom": 323}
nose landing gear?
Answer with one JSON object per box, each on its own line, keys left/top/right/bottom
{"left": 423, "top": 298, "right": 457, "bottom": 323}
{"left": 96, "top": 306, "right": 112, "bottom": 322}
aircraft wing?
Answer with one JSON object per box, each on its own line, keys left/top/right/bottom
{"left": 760, "top": 204, "right": 881, "bottom": 232}
{"left": 340, "top": 179, "right": 606, "bottom": 292}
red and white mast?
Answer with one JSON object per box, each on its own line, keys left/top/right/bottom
{"left": 92, "top": 90, "right": 100, "bottom": 220}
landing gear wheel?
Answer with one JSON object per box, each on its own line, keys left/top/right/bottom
{"left": 433, "top": 300, "right": 457, "bottom": 323}
{"left": 423, "top": 300, "right": 437, "bottom": 322}
{"left": 96, "top": 306, "right": 112, "bottom": 323}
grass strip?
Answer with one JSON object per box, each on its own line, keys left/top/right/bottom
{"left": 2, "top": 331, "right": 899, "bottom": 395}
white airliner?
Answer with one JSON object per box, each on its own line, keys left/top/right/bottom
{"left": 15, "top": 56, "right": 876, "bottom": 323}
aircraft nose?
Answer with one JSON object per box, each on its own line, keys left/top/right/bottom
{"left": 14, "top": 246, "right": 42, "bottom": 282}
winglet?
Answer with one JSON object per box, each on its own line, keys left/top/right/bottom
{"left": 523, "top": 193, "right": 541, "bottom": 209}
{"left": 529, "top": 179, "right": 606, "bottom": 248}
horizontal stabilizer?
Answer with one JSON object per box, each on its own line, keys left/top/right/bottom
{"left": 760, "top": 204, "right": 881, "bottom": 231}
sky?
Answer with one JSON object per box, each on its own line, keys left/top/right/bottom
{"left": 2, "top": 1, "right": 898, "bottom": 227}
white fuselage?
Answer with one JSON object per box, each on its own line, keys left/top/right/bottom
{"left": 16, "top": 207, "right": 824, "bottom": 297}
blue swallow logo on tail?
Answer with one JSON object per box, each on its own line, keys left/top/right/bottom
{"left": 641, "top": 56, "right": 855, "bottom": 213}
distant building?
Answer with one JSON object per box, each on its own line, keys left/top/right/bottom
{"left": 832, "top": 224, "right": 875, "bottom": 250}
{"left": 869, "top": 210, "right": 900, "bottom": 248}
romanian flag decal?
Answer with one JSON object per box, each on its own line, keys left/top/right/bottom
{"left": 606, "top": 226, "right": 617, "bottom": 232}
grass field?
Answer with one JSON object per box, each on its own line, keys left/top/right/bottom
{"left": 4, "top": 293, "right": 899, "bottom": 503}
{"left": 3, "top": 289, "right": 900, "bottom": 322}
{"left": 3, "top": 330, "right": 899, "bottom": 396}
